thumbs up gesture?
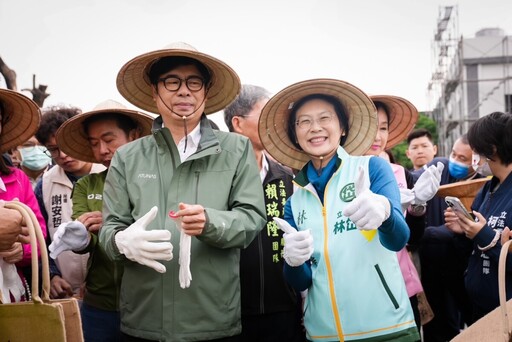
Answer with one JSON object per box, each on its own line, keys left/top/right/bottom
{"left": 273, "top": 217, "right": 313, "bottom": 267}
{"left": 115, "top": 206, "right": 173, "bottom": 273}
{"left": 343, "top": 167, "right": 391, "bottom": 231}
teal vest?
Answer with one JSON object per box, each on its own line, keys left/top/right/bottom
{"left": 291, "top": 148, "right": 416, "bottom": 341}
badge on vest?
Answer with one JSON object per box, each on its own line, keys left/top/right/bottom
{"left": 340, "top": 182, "right": 356, "bottom": 202}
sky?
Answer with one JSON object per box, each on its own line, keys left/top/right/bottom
{"left": 1, "top": 0, "right": 512, "bottom": 130}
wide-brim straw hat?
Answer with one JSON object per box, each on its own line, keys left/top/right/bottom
{"left": 436, "top": 177, "right": 489, "bottom": 209}
{"left": 370, "top": 95, "right": 419, "bottom": 149}
{"left": 56, "top": 100, "right": 154, "bottom": 163}
{"left": 117, "top": 42, "right": 240, "bottom": 115}
{"left": 0, "top": 89, "right": 41, "bottom": 153}
{"left": 259, "top": 78, "right": 377, "bottom": 170}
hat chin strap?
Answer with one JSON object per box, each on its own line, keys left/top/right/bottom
{"left": 307, "top": 140, "right": 341, "bottom": 176}
{"left": 309, "top": 150, "right": 332, "bottom": 176}
{"left": 156, "top": 89, "right": 209, "bottom": 153}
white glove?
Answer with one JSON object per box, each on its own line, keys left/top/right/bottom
{"left": 49, "top": 221, "right": 90, "bottom": 259}
{"left": 115, "top": 206, "right": 173, "bottom": 273}
{"left": 169, "top": 210, "right": 192, "bottom": 289}
{"left": 273, "top": 217, "right": 313, "bottom": 267}
{"left": 399, "top": 188, "right": 416, "bottom": 213}
{"left": 0, "top": 258, "right": 25, "bottom": 303}
{"left": 412, "top": 162, "right": 444, "bottom": 205}
{"left": 179, "top": 229, "right": 192, "bottom": 289}
{"left": 344, "top": 167, "right": 391, "bottom": 230}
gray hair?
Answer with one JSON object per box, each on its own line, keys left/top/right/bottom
{"left": 223, "top": 84, "right": 271, "bottom": 132}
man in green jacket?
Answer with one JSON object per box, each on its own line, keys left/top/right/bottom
{"left": 49, "top": 100, "right": 153, "bottom": 341}
{"left": 99, "top": 43, "right": 267, "bottom": 342}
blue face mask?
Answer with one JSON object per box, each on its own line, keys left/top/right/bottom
{"left": 19, "top": 146, "right": 51, "bottom": 171}
{"left": 448, "top": 157, "right": 470, "bottom": 179}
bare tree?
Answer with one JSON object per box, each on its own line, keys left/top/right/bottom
{"left": 0, "top": 55, "right": 50, "bottom": 107}
{"left": 0, "top": 56, "right": 18, "bottom": 91}
{"left": 22, "top": 74, "right": 50, "bottom": 107}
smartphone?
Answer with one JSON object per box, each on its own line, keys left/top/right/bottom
{"left": 445, "top": 196, "right": 475, "bottom": 221}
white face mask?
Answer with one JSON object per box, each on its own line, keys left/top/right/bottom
{"left": 472, "top": 154, "right": 493, "bottom": 177}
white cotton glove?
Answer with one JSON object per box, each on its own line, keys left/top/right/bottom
{"left": 0, "top": 258, "right": 25, "bottom": 303}
{"left": 115, "top": 206, "right": 173, "bottom": 273}
{"left": 179, "top": 229, "right": 192, "bottom": 289}
{"left": 411, "top": 162, "right": 444, "bottom": 205}
{"left": 273, "top": 217, "right": 313, "bottom": 267}
{"left": 344, "top": 167, "right": 391, "bottom": 230}
{"left": 49, "top": 221, "right": 90, "bottom": 259}
{"left": 169, "top": 210, "right": 192, "bottom": 289}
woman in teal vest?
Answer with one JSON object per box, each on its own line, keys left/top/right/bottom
{"left": 259, "top": 79, "right": 419, "bottom": 341}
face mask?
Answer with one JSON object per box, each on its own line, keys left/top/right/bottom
{"left": 472, "top": 154, "right": 493, "bottom": 177}
{"left": 19, "top": 146, "right": 51, "bottom": 171}
{"left": 448, "top": 157, "right": 470, "bottom": 179}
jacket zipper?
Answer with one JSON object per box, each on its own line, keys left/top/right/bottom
{"left": 258, "top": 233, "right": 265, "bottom": 314}
{"left": 303, "top": 178, "right": 345, "bottom": 339}
{"left": 194, "top": 171, "right": 200, "bottom": 202}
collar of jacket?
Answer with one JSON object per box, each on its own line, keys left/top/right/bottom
{"left": 488, "top": 169, "right": 512, "bottom": 195}
{"left": 264, "top": 154, "right": 293, "bottom": 184}
{"left": 151, "top": 115, "right": 222, "bottom": 161}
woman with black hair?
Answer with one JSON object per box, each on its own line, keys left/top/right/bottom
{"left": 260, "top": 79, "right": 420, "bottom": 341}
{"left": 445, "top": 111, "right": 512, "bottom": 321}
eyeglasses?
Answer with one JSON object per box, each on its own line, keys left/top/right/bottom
{"left": 158, "top": 76, "right": 205, "bottom": 92}
{"left": 43, "top": 146, "right": 61, "bottom": 158}
{"left": 296, "top": 112, "right": 335, "bottom": 130}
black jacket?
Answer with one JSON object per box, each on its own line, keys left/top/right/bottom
{"left": 239, "top": 156, "right": 299, "bottom": 315}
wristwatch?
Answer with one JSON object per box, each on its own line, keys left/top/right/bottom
{"left": 408, "top": 203, "right": 427, "bottom": 216}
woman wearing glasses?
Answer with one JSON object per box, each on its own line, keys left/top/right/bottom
{"left": 0, "top": 88, "right": 46, "bottom": 302}
{"left": 259, "top": 79, "right": 419, "bottom": 341}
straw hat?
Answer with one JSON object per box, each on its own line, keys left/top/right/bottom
{"left": 56, "top": 100, "right": 154, "bottom": 163}
{"left": 258, "top": 78, "right": 377, "bottom": 170}
{"left": 117, "top": 42, "right": 240, "bottom": 115}
{"left": 436, "top": 177, "right": 489, "bottom": 209}
{"left": 0, "top": 89, "right": 41, "bottom": 153}
{"left": 370, "top": 95, "right": 419, "bottom": 149}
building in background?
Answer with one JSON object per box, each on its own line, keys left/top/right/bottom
{"left": 428, "top": 5, "right": 512, "bottom": 156}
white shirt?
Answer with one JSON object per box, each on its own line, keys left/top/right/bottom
{"left": 260, "top": 153, "right": 269, "bottom": 182}
{"left": 177, "top": 123, "right": 201, "bottom": 162}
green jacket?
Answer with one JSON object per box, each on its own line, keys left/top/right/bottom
{"left": 71, "top": 169, "right": 122, "bottom": 311}
{"left": 99, "top": 115, "right": 266, "bottom": 342}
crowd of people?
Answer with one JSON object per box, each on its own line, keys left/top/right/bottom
{"left": 0, "top": 42, "right": 511, "bottom": 342}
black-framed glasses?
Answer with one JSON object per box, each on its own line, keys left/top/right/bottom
{"left": 158, "top": 76, "right": 205, "bottom": 92}
{"left": 296, "top": 112, "right": 335, "bottom": 130}
{"left": 43, "top": 146, "right": 61, "bottom": 158}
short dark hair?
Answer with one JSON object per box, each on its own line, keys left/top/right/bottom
{"left": 82, "top": 113, "right": 139, "bottom": 138}
{"left": 223, "top": 84, "right": 270, "bottom": 132}
{"left": 36, "top": 106, "right": 82, "bottom": 145}
{"left": 373, "top": 101, "right": 391, "bottom": 123}
{"left": 467, "top": 111, "right": 512, "bottom": 164}
{"left": 287, "top": 93, "right": 349, "bottom": 150}
{"left": 407, "top": 128, "right": 434, "bottom": 145}
{"left": 147, "top": 56, "right": 211, "bottom": 87}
